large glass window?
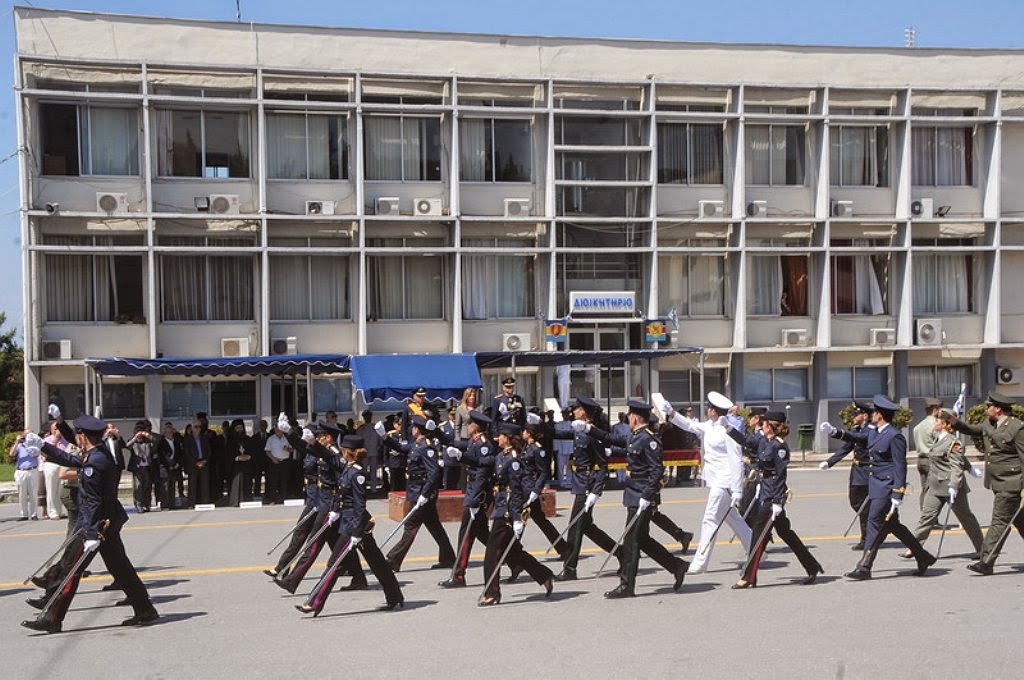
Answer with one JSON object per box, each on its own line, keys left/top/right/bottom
{"left": 911, "top": 111, "right": 973, "bottom": 186}
{"left": 657, "top": 122, "right": 724, "bottom": 184}
{"left": 44, "top": 238, "right": 144, "bottom": 322}
{"left": 657, "top": 369, "right": 726, "bottom": 405}
{"left": 461, "top": 240, "right": 534, "bottom": 319}
{"left": 366, "top": 238, "right": 445, "bottom": 320}
{"left": 102, "top": 383, "right": 146, "bottom": 419}
{"left": 266, "top": 112, "right": 348, "bottom": 180}
{"left": 210, "top": 381, "right": 256, "bottom": 416}
{"left": 658, "top": 254, "right": 727, "bottom": 316}
{"left": 831, "top": 243, "right": 889, "bottom": 315}
{"left": 157, "top": 109, "right": 250, "bottom": 178}
{"left": 825, "top": 367, "right": 888, "bottom": 399}
{"left": 269, "top": 255, "right": 349, "bottom": 321}
{"left": 744, "top": 368, "right": 809, "bottom": 401}
{"left": 39, "top": 102, "right": 139, "bottom": 176}
{"left": 160, "top": 237, "right": 255, "bottom": 321}
{"left": 912, "top": 250, "right": 975, "bottom": 314}
{"left": 363, "top": 116, "right": 442, "bottom": 181}
{"left": 460, "top": 118, "right": 531, "bottom": 182}
{"left": 44, "top": 384, "right": 85, "bottom": 422}
{"left": 908, "top": 365, "right": 973, "bottom": 397}
{"left": 829, "top": 125, "right": 889, "bottom": 187}
{"left": 312, "top": 378, "right": 353, "bottom": 413}
{"left": 746, "top": 124, "right": 806, "bottom": 185}
{"left": 161, "top": 382, "right": 209, "bottom": 419}
{"left": 747, "top": 255, "right": 809, "bottom": 316}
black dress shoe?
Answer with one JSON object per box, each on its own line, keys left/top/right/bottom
{"left": 339, "top": 580, "right": 368, "bottom": 592}
{"left": 430, "top": 562, "right": 455, "bottom": 570}
{"left": 273, "top": 578, "right": 296, "bottom": 594}
{"left": 730, "top": 580, "right": 755, "bottom": 590}
{"left": 101, "top": 581, "right": 121, "bottom": 592}
{"left": 542, "top": 577, "right": 554, "bottom": 597}
{"left": 31, "top": 576, "right": 48, "bottom": 589}
{"left": 82, "top": 571, "right": 91, "bottom": 578}
{"left": 114, "top": 597, "right": 131, "bottom": 607}
{"left": 673, "top": 561, "right": 688, "bottom": 592}
{"left": 21, "top": 618, "right": 61, "bottom": 634}
{"left": 26, "top": 596, "right": 47, "bottom": 611}
{"left": 966, "top": 561, "right": 994, "bottom": 576}
{"left": 603, "top": 585, "right": 634, "bottom": 599}
{"left": 554, "top": 569, "right": 577, "bottom": 582}
{"left": 851, "top": 541, "right": 865, "bottom": 551}
{"left": 915, "top": 552, "right": 937, "bottom": 577}
{"left": 438, "top": 577, "right": 466, "bottom": 588}
{"left": 802, "top": 565, "right": 824, "bottom": 585}
{"left": 505, "top": 565, "right": 523, "bottom": 584}
{"left": 844, "top": 568, "right": 871, "bottom": 581}
{"left": 677, "top": 531, "right": 694, "bottom": 554}
{"left": 121, "top": 610, "right": 159, "bottom": 626}
{"left": 477, "top": 595, "right": 500, "bottom": 607}
{"left": 294, "top": 603, "right": 316, "bottom": 615}
{"left": 262, "top": 569, "right": 277, "bottom": 578}
{"left": 378, "top": 600, "right": 404, "bottom": 611}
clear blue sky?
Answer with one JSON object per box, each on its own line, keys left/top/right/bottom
{"left": 2, "top": 0, "right": 1023, "bottom": 338}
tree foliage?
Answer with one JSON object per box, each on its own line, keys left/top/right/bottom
{"left": 0, "top": 312, "right": 24, "bottom": 434}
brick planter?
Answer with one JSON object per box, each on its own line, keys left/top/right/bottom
{"left": 388, "top": 488, "right": 558, "bottom": 522}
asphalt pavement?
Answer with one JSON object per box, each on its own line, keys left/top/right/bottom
{"left": 1, "top": 468, "right": 1022, "bottom": 680}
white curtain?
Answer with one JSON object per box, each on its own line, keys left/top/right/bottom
{"left": 364, "top": 117, "right": 402, "bottom": 180}
{"left": 912, "top": 127, "right": 936, "bottom": 185}
{"left": 937, "top": 366, "right": 971, "bottom": 396}
{"left": 689, "top": 255, "right": 725, "bottom": 315}
{"left": 266, "top": 113, "right": 306, "bottom": 179}
{"left": 162, "top": 256, "right": 205, "bottom": 320}
{"left": 748, "top": 256, "right": 782, "bottom": 315}
{"left": 913, "top": 253, "right": 969, "bottom": 313}
{"left": 307, "top": 115, "right": 332, "bottom": 180}
{"left": 402, "top": 118, "right": 424, "bottom": 181}
{"left": 852, "top": 255, "right": 885, "bottom": 315}
{"left": 658, "top": 124, "right": 687, "bottom": 183}
{"left": 368, "top": 256, "right": 404, "bottom": 319}
{"left": 209, "top": 256, "right": 254, "bottom": 320}
{"left": 269, "top": 255, "right": 309, "bottom": 320}
{"left": 461, "top": 241, "right": 490, "bottom": 319}
{"left": 459, "top": 119, "right": 488, "bottom": 181}
{"left": 85, "top": 107, "right": 138, "bottom": 175}
{"left": 657, "top": 255, "right": 685, "bottom": 314}
{"left": 691, "top": 123, "right": 723, "bottom": 184}
{"left": 155, "top": 109, "right": 174, "bottom": 176}
{"left": 831, "top": 127, "right": 874, "bottom": 186}
{"left": 45, "top": 255, "right": 92, "bottom": 322}
{"left": 405, "top": 256, "right": 443, "bottom": 319}
{"left": 746, "top": 125, "right": 771, "bottom": 184}
{"left": 497, "top": 256, "right": 532, "bottom": 318}
{"left": 936, "top": 127, "right": 968, "bottom": 185}
{"left": 311, "top": 256, "right": 346, "bottom": 319}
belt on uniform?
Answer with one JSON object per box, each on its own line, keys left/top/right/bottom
{"left": 408, "top": 474, "right": 427, "bottom": 482}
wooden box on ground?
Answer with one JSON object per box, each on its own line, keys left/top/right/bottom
{"left": 388, "top": 488, "right": 558, "bottom": 522}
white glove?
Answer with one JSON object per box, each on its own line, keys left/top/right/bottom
{"left": 438, "top": 458, "right": 445, "bottom": 468}
{"left": 425, "top": 419, "right": 436, "bottom": 432}
{"left": 327, "top": 511, "right": 340, "bottom": 525}
{"left": 513, "top": 521, "right": 525, "bottom": 538}
{"left": 526, "top": 412, "right": 541, "bottom": 425}
{"left": 819, "top": 422, "right": 837, "bottom": 436}
{"left": 348, "top": 536, "right": 362, "bottom": 548}
{"left": 660, "top": 401, "right": 676, "bottom": 419}
{"left": 25, "top": 432, "right": 45, "bottom": 449}
{"left": 638, "top": 498, "right": 652, "bottom": 513}
{"left": 469, "top": 506, "right": 479, "bottom": 520}
{"left": 818, "top": 461, "right": 830, "bottom": 471}
{"left": 716, "top": 415, "right": 727, "bottom": 427}
{"left": 970, "top": 466, "right": 983, "bottom": 479}
{"left": 498, "top": 402, "right": 509, "bottom": 417}
{"left": 889, "top": 498, "right": 902, "bottom": 514}
{"left": 570, "top": 419, "right": 591, "bottom": 433}
{"left": 48, "top": 403, "right": 61, "bottom": 419}
{"left": 730, "top": 491, "right": 742, "bottom": 508}
{"left": 527, "top": 491, "right": 539, "bottom": 505}
{"left": 445, "top": 446, "right": 462, "bottom": 460}
{"left": 771, "top": 503, "right": 783, "bottom": 517}
{"left": 301, "top": 428, "right": 315, "bottom": 444}
{"left": 26, "top": 445, "right": 41, "bottom": 458}
{"left": 584, "top": 492, "right": 599, "bottom": 511}
{"left": 374, "top": 421, "right": 386, "bottom": 437}
{"left": 277, "top": 413, "right": 292, "bottom": 434}
{"left": 948, "top": 487, "right": 958, "bottom": 504}
{"left": 83, "top": 539, "right": 101, "bottom": 553}
{"left": 415, "top": 495, "right": 428, "bottom": 509}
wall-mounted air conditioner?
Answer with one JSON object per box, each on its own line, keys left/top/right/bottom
{"left": 781, "top": 329, "right": 810, "bottom": 347}
{"left": 997, "top": 366, "right": 1020, "bottom": 385}
{"left": 96, "top": 192, "right": 129, "bottom": 214}
{"left": 209, "top": 194, "right": 240, "bottom": 215}
{"left": 414, "top": 198, "right": 443, "bottom": 216}
{"left": 914, "top": 319, "right": 943, "bottom": 346}
{"left": 911, "top": 198, "right": 934, "bottom": 219}
{"left": 271, "top": 337, "right": 298, "bottom": 355}
{"left": 305, "top": 200, "right": 335, "bottom": 216}
{"left": 698, "top": 200, "right": 724, "bottom": 219}
{"left": 746, "top": 200, "right": 767, "bottom": 218}
{"left": 375, "top": 197, "right": 400, "bottom": 216}
{"left": 504, "top": 198, "right": 530, "bottom": 218}
{"left": 502, "top": 333, "right": 531, "bottom": 351}
{"left": 41, "top": 339, "right": 72, "bottom": 361}
{"left": 869, "top": 328, "right": 897, "bottom": 347}
{"left": 830, "top": 200, "right": 854, "bottom": 218}
{"left": 221, "top": 337, "right": 251, "bottom": 358}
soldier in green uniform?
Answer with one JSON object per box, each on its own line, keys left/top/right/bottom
{"left": 955, "top": 390, "right": 1024, "bottom": 575}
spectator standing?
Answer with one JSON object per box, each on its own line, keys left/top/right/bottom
{"left": 9, "top": 432, "right": 40, "bottom": 520}
{"left": 264, "top": 420, "right": 295, "bottom": 504}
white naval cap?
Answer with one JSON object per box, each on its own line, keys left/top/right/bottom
{"left": 707, "top": 391, "right": 734, "bottom": 411}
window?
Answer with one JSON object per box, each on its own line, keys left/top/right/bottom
{"left": 831, "top": 242, "right": 889, "bottom": 315}
{"left": 483, "top": 372, "right": 537, "bottom": 408}
{"left": 557, "top": 116, "right": 643, "bottom": 146}
{"left": 908, "top": 365, "right": 973, "bottom": 398}
{"left": 161, "top": 381, "right": 256, "bottom": 418}
{"left": 657, "top": 122, "right": 724, "bottom": 184}
{"left": 746, "top": 124, "right": 806, "bottom": 185}
{"left": 363, "top": 116, "right": 441, "bottom": 181}
{"left": 911, "top": 110, "right": 973, "bottom": 186}
{"left": 160, "top": 237, "right": 255, "bottom": 321}
{"left": 829, "top": 125, "right": 889, "bottom": 187}
{"left": 45, "top": 384, "right": 85, "bottom": 423}
{"left": 366, "top": 238, "right": 446, "bottom": 320}
{"left": 266, "top": 112, "right": 348, "bottom": 180}
{"left": 912, "top": 248, "right": 975, "bottom": 314}
{"left": 44, "top": 237, "right": 144, "bottom": 322}
{"left": 744, "top": 368, "right": 809, "bottom": 401}
{"left": 210, "top": 381, "right": 256, "bottom": 416}
{"left": 156, "top": 109, "right": 250, "bottom": 177}
{"left": 162, "top": 382, "right": 208, "bottom": 419}
{"left": 102, "top": 383, "right": 146, "bottom": 419}
{"left": 269, "top": 254, "right": 350, "bottom": 321}
{"left": 39, "top": 102, "right": 139, "bottom": 176}
{"left": 460, "top": 118, "right": 531, "bottom": 182}
{"left": 825, "top": 367, "right": 888, "bottom": 399}
{"left": 313, "top": 378, "right": 353, "bottom": 413}
{"left": 658, "top": 254, "right": 727, "bottom": 316}
{"left": 747, "top": 255, "right": 809, "bottom": 316}
{"left": 657, "top": 369, "right": 726, "bottom": 404}
{"left": 461, "top": 241, "right": 534, "bottom": 319}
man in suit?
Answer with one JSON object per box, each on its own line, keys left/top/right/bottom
{"left": 356, "top": 410, "right": 382, "bottom": 491}
{"left": 489, "top": 377, "right": 526, "bottom": 437}
{"left": 955, "top": 390, "right": 1024, "bottom": 575}
{"left": 184, "top": 413, "right": 215, "bottom": 506}
{"left": 250, "top": 418, "right": 269, "bottom": 498}
{"left": 156, "top": 422, "right": 184, "bottom": 510}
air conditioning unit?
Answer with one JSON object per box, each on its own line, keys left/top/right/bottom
{"left": 698, "top": 199, "right": 724, "bottom": 219}
{"left": 997, "top": 366, "right": 1020, "bottom": 385}
{"left": 911, "top": 198, "right": 934, "bottom": 219}
{"left": 504, "top": 198, "right": 530, "bottom": 218}
{"left": 96, "top": 192, "right": 128, "bottom": 214}
{"left": 209, "top": 194, "right": 240, "bottom": 215}
{"left": 869, "top": 328, "right": 897, "bottom": 347}
{"left": 781, "top": 328, "right": 810, "bottom": 347}
{"left": 830, "top": 200, "right": 854, "bottom": 218}
{"left": 414, "top": 197, "right": 443, "bottom": 217}
{"left": 41, "top": 339, "right": 72, "bottom": 361}
{"left": 501, "top": 332, "right": 531, "bottom": 351}
{"left": 915, "top": 318, "right": 944, "bottom": 346}
{"left": 305, "top": 200, "right": 335, "bottom": 216}
{"left": 746, "top": 200, "right": 767, "bottom": 218}
{"left": 271, "top": 336, "right": 298, "bottom": 356}
{"left": 221, "top": 337, "right": 251, "bottom": 358}
{"left": 375, "top": 196, "right": 400, "bottom": 216}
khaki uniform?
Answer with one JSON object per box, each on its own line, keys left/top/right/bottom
{"left": 912, "top": 415, "right": 937, "bottom": 509}
{"left": 911, "top": 433, "right": 984, "bottom": 553}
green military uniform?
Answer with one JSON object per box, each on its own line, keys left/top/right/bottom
{"left": 910, "top": 427, "right": 984, "bottom": 554}
{"left": 912, "top": 398, "right": 942, "bottom": 509}
{"left": 957, "top": 390, "right": 1024, "bottom": 573}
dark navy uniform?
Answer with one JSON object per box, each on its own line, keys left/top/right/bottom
{"left": 489, "top": 378, "right": 526, "bottom": 437}
{"left": 520, "top": 435, "right": 567, "bottom": 559}
{"left": 440, "top": 412, "right": 495, "bottom": 586}
{"left": 268, "top": 446, "right": 320, "bottom": 577}
{"left": 825, "top": 408, "right": 873, "bottom": 549}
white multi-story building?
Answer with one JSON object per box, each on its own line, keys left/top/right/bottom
{"left": 15, "top": 7, "right": 1024, "bottom": 442}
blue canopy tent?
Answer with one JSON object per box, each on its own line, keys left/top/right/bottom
{"left": 349, "top": 353, "right": 482, "bottom": 402}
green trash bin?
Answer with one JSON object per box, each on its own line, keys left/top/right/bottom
{"left": 796, "top": 423, "right": 815, "bottom": 452}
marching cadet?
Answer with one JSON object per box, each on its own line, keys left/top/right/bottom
{"left": 379, "top": 415, "right": 456, "bottom": 572}
{"left": 735, "top": 406, "right": 767, "bottom": 522}
{"left": 587, "top": 400, "right": 689, "bottom": 598}
{"left": 22, "top": 416, "right": 158, "bottom": 634}
{"left": 821, "top": 395, "right": 936, "bottom": 580}
{"left": 478, "top": 422, "right": 553, "bottom": 606}
{"left": 905, "top": 408, "right": 984, "bottom": 558}
{"left": 439, "top": 411, "right": 495, "bottom": 588}
{"left": 521, "top": 416, "right": 568, "bottom": 560}
{"left": 953, "top": 390, "right": 1024, "bottom": 575}
{"left": 733, "top": 411, "right": 823, "bottom": 589}
{"left": 264, "top": 422, "right": 322, "bottom": 579}
{"left": 490, "top": 377, "right": 526, "bottom": 437}
{"left": 297, "top": 434, "right": 403, "bottom": 616}
{"left": 819, "top": 401, "right": 874, "bottom": 550}
{"left": 912, "top": 398, "right": 944, "bottom": 509}
{"left": 553, "top": 395, "right": 621, "bottom": 581}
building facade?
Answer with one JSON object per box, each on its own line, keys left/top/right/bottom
{"left": 15, "top": 8, "right": 1024, "bottom": 444}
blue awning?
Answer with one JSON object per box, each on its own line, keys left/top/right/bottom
{"left": 350, "top": 353, "right": 481, "bottom": 401}
{"left": 85, "top": 354, "right": 350, "bottom": 377}
{"left": 473, "top": 348, "right": 702, "bottom": 369}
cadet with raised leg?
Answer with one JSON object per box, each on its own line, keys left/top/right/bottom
{"left": 819, "top": 401, "right": 874, "bottom": 550}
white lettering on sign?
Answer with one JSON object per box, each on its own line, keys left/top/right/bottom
{"left": 570, "top": 291, "right": 636, "bottom": 314}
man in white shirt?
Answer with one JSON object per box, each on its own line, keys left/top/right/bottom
{"left": 264, "top": 421, "right": 294, "bottom": 505}
{"left": 658, "top": 391, "right": 751, "bottom": 574}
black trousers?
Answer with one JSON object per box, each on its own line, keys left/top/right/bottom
{"left": 266, "top": 460, "right": 290, "bottom": 503}
{"left": 528, "top": 498, "right": 567, "bottom": 558}
{"left": 274, "top": 504, "right": 318, "bottom": 573}
{"left": 132, "top": 467, "right": 153, "bottom": 511}
{"left": 452, "top": 506, "right": 491, "bottom": 580}
{"left": 39, "top": 531, "right": 154, "bottom": 627}
{"left": 563, "top": 494, "right": 618, "bottom": 574}
{"left": 385, "top": 498, "right": 455, "bottom": 570}
{"left": 650, "top": 510, "right": 690, "bottom": 544}
{"left": 188, "top": 464, "right": 211, "bottom": 505}
{"left": 482, "top": 518, "right": 553, "bottom": 601}
{"left": 279, "top": 511, "right": 363, "bottom": 593}
{"left": 161, "top": 468, "right": 181, "bottom": 509}
{"left": 849, "top": 483, "right": 869, "bottom": 542}
{"left": 617, "top": 506, "right": 686, "bottom": 592}
{"left": 742, "top": 501, "right": 821, "bottom": 583}
{"left": 228, "top": 464, "right": 253, "bottom": 506}
{"left": 859, "top": 497, "right": 930, "bottom": 571}
{"left": 309, "top": 531, "right": 403, "bottom": 612}
{"left": 387, "top": 466, "right": 406, "bottom": 493}
{"left": 443, "top": 462, "right": 461, "bottom": 491}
